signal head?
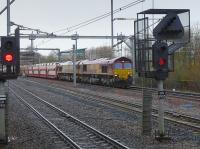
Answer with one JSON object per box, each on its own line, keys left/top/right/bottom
{"left": 4, "top": 53, "right": 13, "bottom": 62}
{"left": 159, "top": 58, "right": 166, "bottom": 66}
{"left": 4, "top": 41, "right": 13, "bottom": 50}
{"left": 152, "top": 41, "right": 169, "bottom": 80}
{"left": 1, "top": 37, "right": 17, "bottom": 65}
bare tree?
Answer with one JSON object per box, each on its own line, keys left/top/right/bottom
{"left": 86, "top": 46, "right": 112, "bottom": 60}
{"left": 45, "top": 51, "right": 58, "bottom": 63}
{"left": 170, "top": 23, "right": 200, "bottom": 83}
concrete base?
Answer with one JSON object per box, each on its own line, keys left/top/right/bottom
{"left": 155, "top": 130, "right": 171, "bottom": 142}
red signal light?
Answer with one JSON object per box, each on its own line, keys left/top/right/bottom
{"left": 4, "top": 54, "right": 13, "bottom": 62}
{"left": 159, "top": 58, "right": 166, "bottom": 66}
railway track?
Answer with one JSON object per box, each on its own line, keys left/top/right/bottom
{"left": 10, "top": 88, "right": 80, "bottom": 149}
{"left": 15, "top": 79, "right": 200, "bottom": 131}
{"left": 130, "top": 86, "right": 200, "bottom": 101}
{"left": 10, "top": 82, "right": 129, "bottom": 149}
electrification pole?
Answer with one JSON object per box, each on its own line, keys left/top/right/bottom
{"left": 72, "top": 33, "right": 78, "bottom": 87}
{"left": 73, "top": 44, "right": 77, "bottom": 87}
{"left": 7, "top": 0, "right": 10, "bottom": 36}
{"left": 130, "top": 36, "right": 135, "bottom": 84}
{"left": 31, "top": 40, "right": 34, "bottom": 51}
{"left": 111, "top": 0, "right": 114, "bottom": 48}
{"left": 75, "top": 39, "right": 77, "bottom": 86}
{"left": 152, "top": 0, "right": 154, "bottom": 9}
{"left": 152, "top": 0, "right": 155, "bottom": 28}
{"left": 0, "top": 0, "right": 15, "bottom": 16}
{"left": 58, "top": 50, "right": 61, "bottom": 62}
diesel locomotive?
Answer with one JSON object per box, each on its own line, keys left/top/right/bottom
{"left": 22, "top": 57, "right": 134, "bottom": 88}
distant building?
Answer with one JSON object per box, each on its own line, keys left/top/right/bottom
{"left": 20, "top": 50, "right": 40, "bottom": 65}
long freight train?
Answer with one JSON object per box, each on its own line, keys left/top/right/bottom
{"left": 22, "top": 57, "right": 133, "bottom": 88}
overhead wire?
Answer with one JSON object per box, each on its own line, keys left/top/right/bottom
{"left": 54, "top": 0, "right": 145, "bottom": 34}
{"left": 63, "top": 0, "right": 144, "bottom": 34}
{"left": 36, "top": 0, "right": 145, "bottom": 47}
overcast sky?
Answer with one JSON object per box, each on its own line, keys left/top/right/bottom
{"left": 0, "top": 0, "right": 198, "bottom": 55}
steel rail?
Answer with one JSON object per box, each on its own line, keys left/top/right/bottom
{"left": 130, "top": 86, "right": 200, "bottom": 101}
{"left": 10, "top": 82, "right": 130, "bottom": 149}
{"left": 17, "top": 79, "right": 200, "bottom": 131}
{"left": 9, "top": 88, "right": 81, "bottom": 149}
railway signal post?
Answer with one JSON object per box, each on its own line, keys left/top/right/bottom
{"left": 134, "top": 9, "right": 190, "bottom": 140}
{"left": 152, "top": 41, "right": 169, "bottom": 136}
{"left": 0, "top": 28, "right": 20, "bottom": 143}
{"left": 0, "top": 81, "right": 8, "bottom": 143}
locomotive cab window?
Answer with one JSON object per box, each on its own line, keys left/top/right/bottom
{"left": 101, "top": 65, "right": 108, "bottom": 73}
{"left": 83, "top": 65, "right": 87, "bottom": 72}
{"left": 114, "top": 63, "right": 122, "bottom": 69}
{"left": 124, "top": 63, "right": 132, "bottom": 69}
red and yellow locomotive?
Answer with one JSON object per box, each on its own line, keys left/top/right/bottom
{"left": 23, "top": 57, "right": 133, "bottom": 88}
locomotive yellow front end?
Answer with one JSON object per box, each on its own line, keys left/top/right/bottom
{"left": 112, "top": 57, "right": 133, "bottom": 88}
{"left": 114, "top": 68, "right": 133, "bottom": 81}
